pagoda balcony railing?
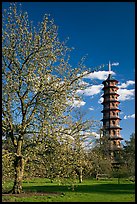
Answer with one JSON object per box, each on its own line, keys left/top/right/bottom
{"left": 103, "top": 98, "right": 119, "bottom": 102}
{"left": 103, "top": 106, "right": 119, "bottom": 109}
{"left": 102, "top": 85, "right": 118, "bottom": 89}
{"left": 104, "top": 91, "right": 118, "bottom": 94}
{"left": 103, "top": 93, "right": 119, "bottom": 97}
{"left": 110, "top": 106, "right": 119, "bottom": 109}
{"left": 109, "top": 116, "right": 120, "bottom": 118}
{"left": 102, "top": 107, "right": 120, "bottom": 111}
{"left": 101, "top": 100, "right": 120, "bottom": 104}
{"left": 108, "top": 135, "right": 123, "bottom": 140}
{"left": 110, "top": 125, "right": 120, "bottom": 127}
{"left": 104, "top": 125, "right": 122, "bottom": 129}
{"left": 109, "top": 125, "right": 122, "bottom": 130}
{"left": 103, "top": 116, "right": 120, "bottom": 119}
{"left": 110, "top": 107, "right": 120, "bottom": 110}
{"left": 103, "top": 125, "right": 120, "bottom": 128}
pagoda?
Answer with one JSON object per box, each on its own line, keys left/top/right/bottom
{"left": 101, "top": 61, "right": 123, "bottom": 164}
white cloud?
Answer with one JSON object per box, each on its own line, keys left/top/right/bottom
{"left": 78, "top": 80, "right": 89, "bottom": 86}
{"left": 89, "top": 106, "right": 94, "bottom": 111}
{"left": 117, "top": 80, "right": 135, "bottom": 101}
{"left": 124, "top": 114, "right": 135, "bottom": 120}
{"left": 111, "top": 62, "right": 119, "bottom": 66}
{"left": 97, "top": 79, "right": 135, "bottom": 106}
{"left": 98, "top": 97, "right": 103, "bottom": 104}
{"left": 90, "top": 132, "right": 100, "bottom": 139}
{"left": 80, "top": 131, "right": 100, "bottom": 139}
{"left": 72, "top": 99, "right": 86, "bottom": 108}
{"left": 79, "top": 131, "right": 100, "bottom": 149}
{"left": 117, "top": 88, "right": 135, "bottom": 101}
{"left": 77, "top": 73, "right": 134, "bottom": 104}
{"left": 119, "top": 111, "right": 124, "bottom": 115}
{"left": 118, "top": 80, "right": 135, "bottom": 89}
{"left": 83, "top": 70, "right": 116, "bottom": 81}
{"left": 77, "top": 84, "right": 103, "bottom": 96}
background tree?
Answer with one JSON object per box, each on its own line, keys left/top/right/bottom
{"left": 111, "top": 132, "right": 135, "bottom": 183}
{"left": 23, "top": 110, "right": 96, "bottom": 184}
{"left": 86, "top": 132, "right": 113, "bottom": 178}
{"left": 88, "top": 146, "right": 112, "bottom": 178}
{"left": 122, "top": 133, "right": 135, "bottom": 179}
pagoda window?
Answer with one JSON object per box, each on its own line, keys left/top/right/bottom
{"left": 113, "top": 112, "right": 115, "bottom": 115}
{"left": 113, "top": 152, "right": 116, "bottom": 157}
{"left": 112, "top": 121, "right": 115, "bottom": 125}
{"left": 118, "top": 141, "right": 120, "bottom": 146}
{"left": 113, "top": 130, "right": 116, "bottom": 135}
{"left": 113, "top": 141, "right": 116, "bottom": 145}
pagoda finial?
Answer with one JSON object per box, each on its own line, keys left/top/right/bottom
{"left": 108, "top": 61, "right": 111, "bottom": 74}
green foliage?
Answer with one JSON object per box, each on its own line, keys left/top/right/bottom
{"left": 113, "top": 132, "right": 136, "bottom": 180}
{"left": 2, "top": 149, "right": 14, "bottom": 188}
{"left": 88, "top": 142, "right": 112, "bottom": 177}
{"left": 123, "top": 133, "right": 135, "bottom": 177}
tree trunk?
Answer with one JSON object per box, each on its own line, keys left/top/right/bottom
{"left": 79, "top": 167, "right": 83, "bottom": 183}
{"left": 12, "top": 155, "right": 24, "bottom": 193}
{"left": 12, "top": 139, "right": 24, "bottom": 194}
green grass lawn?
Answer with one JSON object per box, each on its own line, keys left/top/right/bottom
{"left": 2, "top": 178, "right": 135, "bottom": 202}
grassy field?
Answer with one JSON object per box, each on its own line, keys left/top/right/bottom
{"left": 2, "top": 177, "right": 135, "bottom": 202}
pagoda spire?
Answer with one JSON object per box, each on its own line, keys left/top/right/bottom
{"left": 108, "top": 61, "right": 111, "bottom": 74}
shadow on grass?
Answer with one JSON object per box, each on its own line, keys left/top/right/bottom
{"left": 23, "top": 183, "right": 135, "bottom": 195}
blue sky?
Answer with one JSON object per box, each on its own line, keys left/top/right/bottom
{"left": 2, "top": 2, "right": 135, "bottom": 143}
